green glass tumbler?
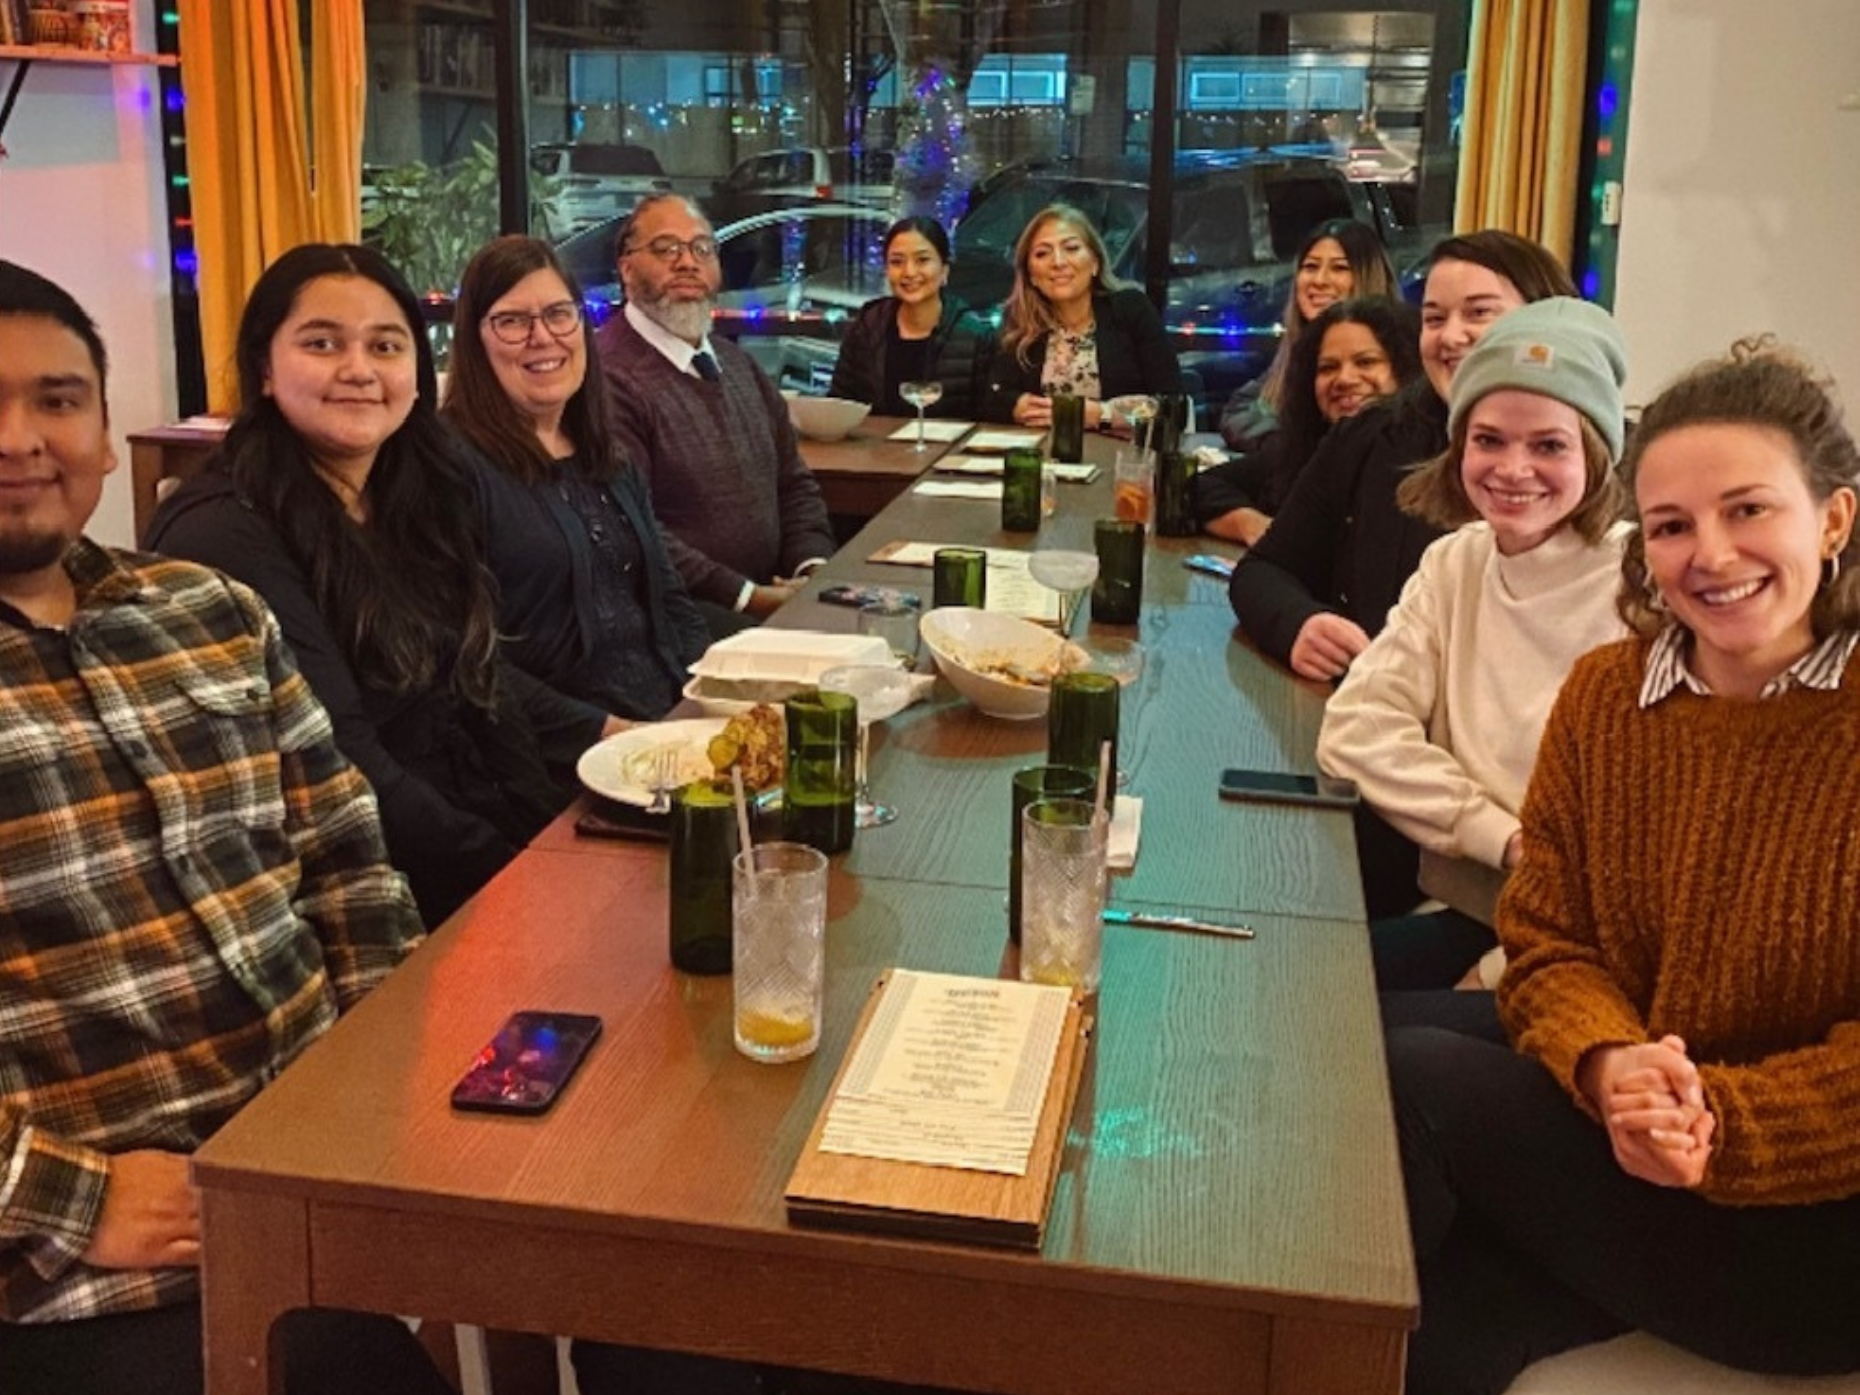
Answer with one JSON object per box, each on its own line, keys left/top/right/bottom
{"left": 782, "top": 689, "right": 858, "bottom": 854}
{"left": 1050, "top": 393, "right": 1086, "bottom": 463}
{"left": 1091, "top": 518, "right": 1144, "bottom": 625}
{"left": 932, "top": 546, "right": 987, "bottom": 609}
{"left": 1001, "top": 447, "right": 1043, "bottom": 532}
{"left": 1153, "top": 451, "right": 1198, "bottom": 537}
{"left": 1047, "top": 670, "right": 1120, "bottom": 814}
{"left": 1008, "top": 764, "right": 1096, "bottom": 944}
{"left": 668, "top": 780, "right": 739, "bottom": 974}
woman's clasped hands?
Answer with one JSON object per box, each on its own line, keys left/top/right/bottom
{"left": 1579, "top": 1034, "right": 1716, "bottom": 1189}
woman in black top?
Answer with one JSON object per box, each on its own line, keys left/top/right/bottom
{"left": 828, "top": 216, "right": 988, "bottom": 419}
{"left": 1194, "top": 296, "right": 1421, "bottom": 545}
{"left": 443, "top": 236, "right": 710, "bottom": 722}
{"left": 146, "top": 244, "right": 583, "bottom": 925}
{"left": 980, "top": 202, "right": 1182, "bottom": 427}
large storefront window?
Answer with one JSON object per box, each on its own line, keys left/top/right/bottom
{"left": 359, "top": 1, "right": 1465, "bottom": 414}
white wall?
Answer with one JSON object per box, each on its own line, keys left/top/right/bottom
{"left": 1615, "top": 0, "right": 1860, "bottom": 407}
{"left": 0, "top": 16, "right": 174, "bottom": 549}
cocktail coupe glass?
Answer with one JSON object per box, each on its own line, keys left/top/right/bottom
{"left": 817, "top": 665, "right": 916, "bottom": 828}
{"left": 1027, "top": 549, "right": 1099, "bottom": 638}
{"left": 1106, "top": 393, "right": 1160, "bottom": 460}
{"left": 900, "top": 379, "right": 945, "bottom": 451}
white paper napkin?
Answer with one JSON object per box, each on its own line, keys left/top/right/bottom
{"left": 887, "top": 419, "right": 973, "bottom": 443}
{"left": 913, "top": 479, "right": 1002, "bottom": 500}
{"left": 1107, "top": 796, "right": 1142, "bottom": 870}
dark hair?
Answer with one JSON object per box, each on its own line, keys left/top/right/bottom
{"left": 1274, "top": 298, "right": 1422, "bottom": 491}
{"left": 225, "top": 242, "right": 499, "bottom": 707}
{"left": 445, "top": 235, "right": 620, "bottom": 486}
{"left": 0, "top": 259, "right": 110, "bottom": 415}
{"left": 1617, "top": 337, "right": 1860, "bottom": 637}
{"left": 883, "top": 216, "right": 951, "bottom": 264}
{"left": 1396, "top": 234, "right": 1587, "bottom": 529}
{"left": 1426, "top": 230, "right": 1576, "bottom": 304}
{"left": 1259, "top": 219, "right": 1396, "bottom": 409}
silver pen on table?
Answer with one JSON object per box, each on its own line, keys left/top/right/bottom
{"left": 1102, "top": 908, "right": 1256, "bottom": 941}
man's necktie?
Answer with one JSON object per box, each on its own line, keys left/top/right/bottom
{"left": 692, "top": 350, "right": 721, "bottom": 382}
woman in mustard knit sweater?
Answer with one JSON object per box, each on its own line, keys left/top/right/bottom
{"left": 1387, "top": 343, "right": 1860, "bottom": 1395}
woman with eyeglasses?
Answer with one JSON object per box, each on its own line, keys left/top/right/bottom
{"left": 146, "top": 243, "right": 585, "bottom": 925}
{"left": 444, "top": 235, "right": 710, "bottom": 724}
{"left": 981, "top": 202, "right": 1183, "bottom": 428}
{"left": 827, "top": 215, "right": 989, "bottom": 418}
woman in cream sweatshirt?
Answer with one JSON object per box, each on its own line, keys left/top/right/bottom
{"left": 1317, "top": 298, "right": 1632, "bottom": 999}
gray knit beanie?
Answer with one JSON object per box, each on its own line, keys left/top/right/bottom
{"left": 1447, "top": 297, "right": 1628, "bottom": 459}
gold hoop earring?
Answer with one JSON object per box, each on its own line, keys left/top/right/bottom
{"left": 1823, "top": 553, "right": 1842, "bottom": 591}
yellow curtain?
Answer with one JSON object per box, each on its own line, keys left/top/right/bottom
{"left": 178, "top": 0, "right": 368, "bottom": 411}
{"left": 1453, "top": 0, "right": 1591, "bottom": 267}
{"left": 309, "top": 1, "right": 367, "bottom": 244}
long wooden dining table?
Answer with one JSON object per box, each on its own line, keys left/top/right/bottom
{"left": 191, "top": 428, "right": 1417, "bottom": 1395}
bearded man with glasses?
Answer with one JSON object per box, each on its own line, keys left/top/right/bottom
{"left": 595, "top": 194, "right": 836, "bottom": 626}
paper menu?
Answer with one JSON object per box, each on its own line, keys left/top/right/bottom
{"left": 887, "top": 419, "right": 974, "bottom": 443}
{"left": 818, "top": 970, "right": 1072, "bottom": 1175}
{"left": 863, "top": 543, "right": 1061, "bottom": 624}
{"left": 964, "top": 428, "right": 1046, "bottom": 452}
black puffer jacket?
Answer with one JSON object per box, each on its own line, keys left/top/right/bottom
{"left": 828, "top": 294, "right": 990, "bottom": 419}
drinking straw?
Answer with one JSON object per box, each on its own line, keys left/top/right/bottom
{"left": 1094, "top": 740, "right": 1112, "bottom": 821}
{"left": 730, "top": 766, "right": 756, "bottom": 884}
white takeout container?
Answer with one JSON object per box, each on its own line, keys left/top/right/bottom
{"left": 685, "top": 630, "right": 897, "bottom": 716}
{"left": 919, "top": 608, "right": 1086, "bottom": 721}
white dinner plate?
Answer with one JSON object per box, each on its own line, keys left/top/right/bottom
{"left": 576, "top": 718, "right": 729, "bottom": 808}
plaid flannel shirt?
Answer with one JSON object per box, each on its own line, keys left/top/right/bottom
{"left": 0, "top": 539, "right": 423, "bottom": 1324}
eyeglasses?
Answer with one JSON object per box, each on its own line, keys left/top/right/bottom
{"left": 483, "top": 301, "right": 582, "bottom": 345}
{"left": 622, "top": 235, "right": 719, "bottom": 265}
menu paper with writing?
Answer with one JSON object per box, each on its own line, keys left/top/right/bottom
{"left": 963, "top": 428, "right": 1047, "bottom": 452}
{"left": 864, "top": 543, "right": 1062, "bottom": 624}
{"left": 818, "top": 970, "right": 1071, "bottom": 1175}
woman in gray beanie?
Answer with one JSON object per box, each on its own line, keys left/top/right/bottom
{"left": 1316, "top": 297, "right": 1634, "bottom": 1007}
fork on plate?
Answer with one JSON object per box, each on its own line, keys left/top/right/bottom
{"left": 646, "top": 746, "right": 678, "bottom": 815}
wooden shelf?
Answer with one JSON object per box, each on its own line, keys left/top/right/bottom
{"left": 0, "top": 45, "right": 179, "bottom": 66}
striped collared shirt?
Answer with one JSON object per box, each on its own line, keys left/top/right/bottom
{"left": 1638, "top": 624, "right": 1860, "bottom": 707}
{"left": 0, "top": 540, "right": 422, "bottom": 1324}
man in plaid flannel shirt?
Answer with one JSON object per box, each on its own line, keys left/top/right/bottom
{"left": 0, "top": 265, "right": 453, "bottom": 1392}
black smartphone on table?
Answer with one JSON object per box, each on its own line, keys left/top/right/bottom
{"left": 1218, "top": 768, "right": 1360, "bottom": 810}
{"left": 450, "top": 1010, "right": 603, "bottom": 1115}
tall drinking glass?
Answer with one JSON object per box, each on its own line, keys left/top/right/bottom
{"left": 1047, "top": 670, "right": 1120, "bottom": 813}
{"left": 858, "top": 594, "right": 921, "bottom": 668}
{"left": 1091, "top": 519, "right": 1145, "bottom": 625}
{"left": 668, "top": 781, "right": 739, "bottom": 974}
{"left": 932, "top": 547, "right": 987, "bottom": 609}
{"left": 1019, "top": 798, "right": 1109, "bottom": 992}
{"left": 1008, "top": 764, "right": 1096, "bottom": 944}
{"left": 732, "top": 842, "right": 829, "bottom": 1062}
{"left": 782, "top": 690, "right": 858, "bottom": 854}
{"left": 818, "top": 665, "right": 914, "bottom": 828}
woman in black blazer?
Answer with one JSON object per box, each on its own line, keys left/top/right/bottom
{"left": 981, "top": 202, "right": 1182, "bottom": 426}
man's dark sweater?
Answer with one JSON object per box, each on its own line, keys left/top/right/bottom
{"left": 596, "top": 312, "right": 837, "bottom": 606}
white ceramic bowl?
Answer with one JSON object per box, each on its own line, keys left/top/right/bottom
{"left": 919, "top": 607, "right": 1085, "bottom": 721}
{"left": 784, "top": 393, "right": 871, "bottom": 442}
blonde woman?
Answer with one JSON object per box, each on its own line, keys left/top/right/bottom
{"left": 980, "top": 202, "right": 1181, "bottom": 427}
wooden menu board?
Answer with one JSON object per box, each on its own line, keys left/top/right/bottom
{"left": 785, "top": 973, "right": 1092, "bottom": 1248}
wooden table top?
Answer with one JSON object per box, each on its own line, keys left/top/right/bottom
{"left": 795, "top": 412, "right": 967, "bottom": 479}
{"left": 193, "top": 852, "right": 1413, "bottom": 1321}
{"left": 191, "top": 425, "right": 1414, "bottom": 1395}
